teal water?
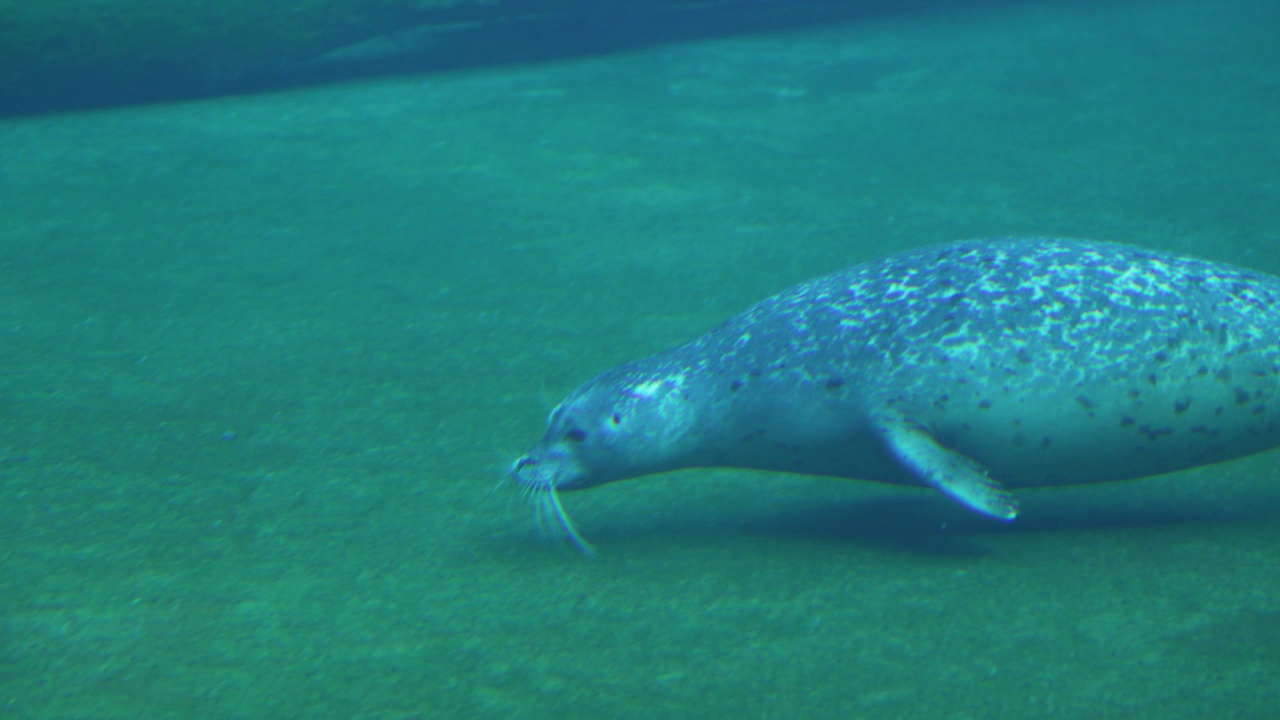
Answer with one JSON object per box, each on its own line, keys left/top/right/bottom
{"left": 2, "top": 0, "right": 1279, "bottom": 717}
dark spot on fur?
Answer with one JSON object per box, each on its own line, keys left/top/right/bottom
{"left": 1016, "top": 348, "right": 1033, "bottom": 364}
{"left": 1215, "top": 406, "right": 1225, "bottom": 416}
{"left": 749, "top": 369, "right": 762, "bottom": 378}
{"left": 1174, "top": 398, "right": 1192, "bottom": 415}
{"left": 1154, "top": 351, "right": 1169, "bottom": 363}
{"left": 1215, "top": 367, "right": 1232, "bottom": 382}
{"left": 730, "top": 380, "right": 744, "bottom": 392}
{"left": 1253, "top": 405, "right": 1267, "bottom": 415}
{"left": 1138, "top": 425, "right": 1175, "bottom": 440}
{"left": 1196, "top": 365, "right": 1209, "bottom": 377}
{"left": 1040, "top": 436, "right": 1052, "bottom": 448}
{"left": 824, "top": 377, "right": 844, "bottom": 390}
{"left": 1120, "top": 416, "right": 1136, "bottom": 427}
{"left": 1148, "top": 373, "right": 1159, "bottom": 387}
{"left": 1234, "top": 387, "right": 1251, "bottom": 405}
{"left": 1128, "top": 389, "right": 1142, "bottom": 398}
{"left": 1075, "top": 395, "right": 1097, "bottom": 411}
{"left": 978, "top": 399, "right": 992, "bottom": 410}
{"left": 1190, "top": 425, "right": 1220, "bottom": 436}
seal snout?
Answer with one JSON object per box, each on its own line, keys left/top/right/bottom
{"left": 509, "top": 444, "right": 590, "bottom": 491}
{"left": 508, "top": 449, "right": 596, "bottom": 555}
{"left": 512, "top": 454, "right": 536, "bottom": 474}
{"left": 509, "top": 453, "right": 546, "bottom": 488}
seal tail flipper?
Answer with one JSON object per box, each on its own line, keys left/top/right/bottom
{"left": 873, "top": 411, "right": 1019, "bottom": 520}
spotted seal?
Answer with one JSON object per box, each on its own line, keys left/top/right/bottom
{"left": 509, "top": 238, "right": 1280, "bottom": 551}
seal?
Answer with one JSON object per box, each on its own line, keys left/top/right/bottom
{"left": 509, "top": 238, "right": 1280, "bottom": 552}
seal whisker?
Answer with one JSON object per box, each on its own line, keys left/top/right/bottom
{"left": 545, "top": 484, "right": 596, "bottom": 556}
{"left": 501, "top": 477, "right": 524, "bottom": 515}
{"left": 490, "top": 474, "right": 511, "bottom": 498}
{"left": 531, "top": 491, "right": 548, "bottom": 539}
{"left": 495, "top": 468, "right": 521, "bottom": 509}
{"left": 486, "top": 456, "right": 519, "bottom": 498}
{"left": 540, "top": 493, "right": 559, "bottom": 543}
{"left": 536, "top": 378, "right": 556, "bottom": 412}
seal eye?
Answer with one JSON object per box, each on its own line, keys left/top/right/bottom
{"left": 564, "top": 427, "right": 588, "bottom": 442}
{"left": 611, "top": 413, "right": 622, "bottom": 426}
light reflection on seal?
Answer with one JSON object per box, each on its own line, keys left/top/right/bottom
{"left": 510, "top": 238, "right": 1280, "bottom": 552}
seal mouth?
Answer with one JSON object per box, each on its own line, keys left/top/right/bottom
{"left": 510, "top": 456, "right": 596, "bottom": 555}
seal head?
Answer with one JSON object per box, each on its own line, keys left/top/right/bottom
{"left": 513, "top": 366, "right": 706, "bottom": 492}
{"left": 509, "top": 365, "right": 711, "bottom": 552}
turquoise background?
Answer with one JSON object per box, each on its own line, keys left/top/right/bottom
{"left": 1, "top": 0, "right": 1277, "bottom": 716}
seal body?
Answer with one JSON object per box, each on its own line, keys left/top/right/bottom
{"left": 511, "top": 238, "right": 1280, "bottom": 531}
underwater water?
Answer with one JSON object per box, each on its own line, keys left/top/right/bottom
{"left": 1, "top": 0, "right": 1278, "bottom": 717}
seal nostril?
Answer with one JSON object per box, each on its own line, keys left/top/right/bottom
{"left": 565, "top": 427, "right": 588, "bottom": 442}
{"left": 514, "top": 456, "right": 538, "bottom": 473}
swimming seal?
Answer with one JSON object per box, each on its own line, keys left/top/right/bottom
{"left": 509, "top": 238, "right": 1280, "bottom": 551}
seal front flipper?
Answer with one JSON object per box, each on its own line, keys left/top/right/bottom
{"left": 873, "top": 411, "right": 1019, "bottom": 520}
